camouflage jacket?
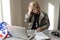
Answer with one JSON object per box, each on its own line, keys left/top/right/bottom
{"left": 24, "top": 11, "right": 50, "bottom": 29}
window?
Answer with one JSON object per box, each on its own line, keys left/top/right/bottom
{"left": 0, "top": 0, "right": 2, "bottom": 22}
{"left": 48, "top": 3, "right": 54, "bottom": 30}
{"left": 0, "top": 0, "right": 11, "bottom": 25}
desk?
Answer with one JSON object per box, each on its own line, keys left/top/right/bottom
{"left": 28, "top": 30, "right": 60, "bottom": 40}
{"left": 42, "top": 30, "right": 60, "bottom": 40}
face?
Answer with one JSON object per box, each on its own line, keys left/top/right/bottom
{"left": 32, "top": 7, "right": 38, "bottom": 14}
{"left": 29, "top": 2, "right": 39, "bottom": 14}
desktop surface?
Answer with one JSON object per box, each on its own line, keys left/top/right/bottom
{"left": 27, "top": 30, "right": 60, "bottom": 40}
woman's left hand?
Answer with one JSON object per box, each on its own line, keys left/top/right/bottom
{"left": 36, "top": 27, "right": 45, "bottom": 32}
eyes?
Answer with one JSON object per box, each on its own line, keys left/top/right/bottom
{"left": 33, "top": 8, "right": 38, "bottom": 11}
{"left": 29, "top": 5, "right": 38, "bottom": 11}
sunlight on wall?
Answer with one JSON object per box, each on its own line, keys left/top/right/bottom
{"left": 0, "top": 0, "right": 2, "bottom": 22}
{"left": 2, "top": 0, "right": 11, "bottom": 25}
{"left": 48, "top": 3, "right": 54, "bottom": 30}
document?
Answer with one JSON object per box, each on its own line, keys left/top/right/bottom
{"left": 35, "top": 32, "right": 50, "bottom": 40}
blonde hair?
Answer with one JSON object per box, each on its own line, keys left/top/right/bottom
{"left": 28, "top": 1, "right": 41, "bottom": 12}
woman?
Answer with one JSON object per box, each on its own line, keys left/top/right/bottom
{"left": 25, "top": 1, "right": 50, "bottom": 32}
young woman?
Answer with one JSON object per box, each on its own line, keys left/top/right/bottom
{"left": 25, "top": 1, "right": 50, "bottom": 32}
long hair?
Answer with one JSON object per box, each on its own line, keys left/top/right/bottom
{"left": 28, "top": 1, "right": 41, "bottom": 13}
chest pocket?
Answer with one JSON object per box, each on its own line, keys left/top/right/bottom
{"left": 40, "top": 17, "right": 46, "bottom": 27}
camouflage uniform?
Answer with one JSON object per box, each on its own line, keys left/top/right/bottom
{"left": 25, "top": 11, "right": 50, "bottom": 30}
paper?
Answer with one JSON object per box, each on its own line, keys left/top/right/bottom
{"left": 35, "top": 32, "right": 50, "bottom": 40}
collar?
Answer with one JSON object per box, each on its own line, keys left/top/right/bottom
{"left": 39, "top": 11, "right": 44, "bottom": 19}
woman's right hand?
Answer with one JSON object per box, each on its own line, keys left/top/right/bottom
{"left": 28, "top": 6, "right": 33, "bottom": 15}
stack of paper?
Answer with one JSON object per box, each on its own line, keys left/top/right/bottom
{"left": 35, "top": 32, "right": 50, "bottom": 40}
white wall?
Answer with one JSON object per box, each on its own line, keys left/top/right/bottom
{"left": 10, "top": 0, "right": 23, "bottom": 26}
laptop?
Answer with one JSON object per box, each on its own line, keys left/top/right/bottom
{"left": 7, "top": 25, "right": 35, "bottom": 40}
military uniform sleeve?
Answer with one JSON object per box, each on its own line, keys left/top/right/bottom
{"left": 24, "top": 14, "right": 33, "bottom": 23}
{"left": 41, "top": 13, "right": 50, "bottom": 29}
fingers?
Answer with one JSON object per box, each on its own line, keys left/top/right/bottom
{"left": 28, "top": 6, "right": 33, "bottom": 12}
{"left": 36, "top": 28, "right": 40, "bottom": 32}
{"left": 28, "top": 6, "right": 33, "bottom": 15}
{"left": 36, "top": 27, "right": 45, "bottom": 32}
